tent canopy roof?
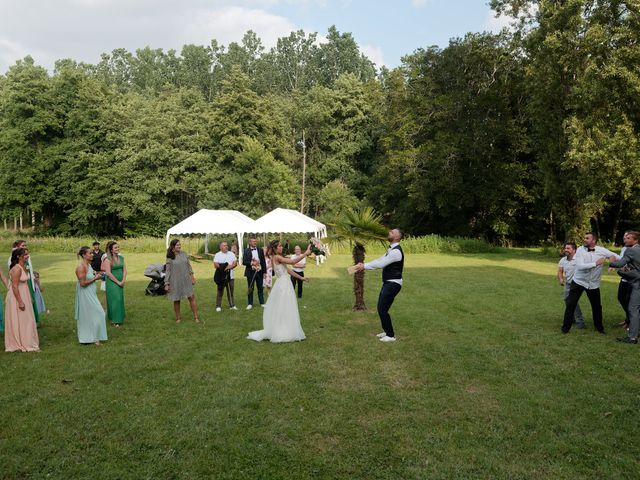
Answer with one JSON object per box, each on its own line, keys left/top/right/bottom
{"left": 250, "top": 208, "right": 327, "bottom": 237}
{"left": 166, "top": 209, "right": 254, "bottom": 236}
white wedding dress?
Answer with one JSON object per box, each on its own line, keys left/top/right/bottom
{"left": 247, "top": 263, "right": 306, "bottom": 343}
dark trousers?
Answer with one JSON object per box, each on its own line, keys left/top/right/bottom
{"left": 216, "top": 280, "right": 235, "bottom": 308}
{"left": 290, "top": 271, "right": 304, "bottom": 298}
{"left": 377, "top": 281, "right": 402, "bottom": 338}
{"left": 247, "top": 271, "right": 264, "bottom": 306}
{"left": 562, "top": 281, "right": 604, "bottom": 333}
{"left": 618, "top": 280, "right": 632, "bottom": 325}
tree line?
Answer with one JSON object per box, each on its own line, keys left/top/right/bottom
{"left": 0, "top": 1, "right": 638, "bottom": 244}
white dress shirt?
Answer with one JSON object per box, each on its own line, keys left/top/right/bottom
{"left": 364, "top": 242, "right": 403, "bottom": 286}
{"left": 558, "top": 256, "right": 578, "bottom": 284}
{"left": 214, "top": 251, "right": 237, "bottom": 279}
{"left": 573, "top": 245, "right": 619, "bottom": 289}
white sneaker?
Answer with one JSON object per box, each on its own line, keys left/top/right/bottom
{"left": 380, "top": 336, "right": 396, "bottom": 343}
{"left": 230, "top": 306, "right": 238, "bottom": 311}
{"left": 376, "top": 332, "right": 387, "bottom": 338}
{"left": 261, "top": 304, "right": 266, "bottom": 308}
{"left": 216, "top": 307, "right": 221, "bottom": 312}
{"left": 246, "top": 305, "right": 253, "bottom": 310}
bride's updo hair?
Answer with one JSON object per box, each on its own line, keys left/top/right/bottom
{"left": 266, "top": 239, "right": 280, "bottom": 257}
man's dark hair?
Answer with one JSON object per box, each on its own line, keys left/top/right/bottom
{"left": 92, "top": 241, "right": 100, "bottom": 247}
{"left": 563, "top": 242, "right": 577, "bottom": 250}
{"left": 396, "top": 228, "right": 405, "bottom": 240}
{"left": 585, "top": 232, "right": 598, "bottom": 241}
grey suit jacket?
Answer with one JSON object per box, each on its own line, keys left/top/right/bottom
{"left": 610, "top": 246, "right": 640, "bottom": 284}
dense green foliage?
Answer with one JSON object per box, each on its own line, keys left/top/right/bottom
{"left": 1, "top": 251, "right": 639, "bottom": 478}
{"left": 0, "top": 230, "right": 502, "bottom": 256}
{"left": 0, "top": 4, "right": 639, "bottom": 243}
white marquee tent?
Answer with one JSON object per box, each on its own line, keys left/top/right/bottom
{"left": 165, "top": 209, "right": 255, "bottom": 255}
{"left": 250, "top": 208, "right": 327, "bottom": 239}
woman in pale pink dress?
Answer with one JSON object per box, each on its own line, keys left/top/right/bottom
{"left": 263, "top": 246, "right": 273, "bottom": 295}
{"left": 5, "top": 247, "right": 39, "bottom": 352}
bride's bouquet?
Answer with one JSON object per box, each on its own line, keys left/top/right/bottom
{"left": 309, "top": 237, "right": 327, "bottom": 256}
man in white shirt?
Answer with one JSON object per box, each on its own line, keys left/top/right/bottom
{"left": 562, "top": 232, "right": 619, "bottom": 334}
{"left": 354, "top": 228, "right": 404, "bottom": 343}
{"left": 213, "top": 241, "right": 238, "bottom": 312}
{"left": 557, "top": 242, "right": 585, "bottom": 328}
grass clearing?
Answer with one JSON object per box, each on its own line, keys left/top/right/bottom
{"left": 1, "top": 250, "right": 639, "bottom": 479}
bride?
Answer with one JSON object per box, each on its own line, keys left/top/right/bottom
{"left": 247, "top": 240, "right": 311, "bottom": 343}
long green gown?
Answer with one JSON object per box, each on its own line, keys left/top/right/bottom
{"left": 25, "top": 261, "right": 40, "bottom": 326}
{"left": 106, "top": 256, "right": 126, "bottom": 325}
{"left": 75, "top": 266, "right": 108, "bottom": 343}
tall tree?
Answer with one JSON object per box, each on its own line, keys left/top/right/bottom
{"left": 0, "top": 56, "right": 61, "bottom": 226}
{"left": 371, "top": 33, "right": 533, "bottom": 241}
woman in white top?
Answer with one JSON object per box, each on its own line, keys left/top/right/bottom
{"left": 290, "top": 245, "right": 306, "bottom": 299}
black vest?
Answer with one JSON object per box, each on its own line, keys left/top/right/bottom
{"left": 382, "top": 245, "right": 404, "bottom": 282}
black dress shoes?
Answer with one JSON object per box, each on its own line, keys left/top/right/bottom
{"left": 617, "top": 336, "right": 638, "bottom": 344}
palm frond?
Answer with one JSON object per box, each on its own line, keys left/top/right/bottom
{"left": 327, "top": 206, "right": 388, "bottom": 248}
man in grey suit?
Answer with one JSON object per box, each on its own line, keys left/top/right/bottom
{"left": 610, "top": 230, "right": 640, "bottom": 344}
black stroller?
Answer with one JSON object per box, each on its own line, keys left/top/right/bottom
{"left": 144, "top": 263, "right": 167, "bottom": 296}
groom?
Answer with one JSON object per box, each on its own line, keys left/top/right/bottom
{"left": 243, "top": 237, "right": 267, "bottom": 310}
{"left": 354, "top": 228, "right": 404, "bottom": 343}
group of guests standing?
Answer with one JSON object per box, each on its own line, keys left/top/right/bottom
{"left": 74, "top": 240, "right": 127, "bottom": 345}
{"left": 4, "top": 231, "right": 404, "bottom": 351}
{"left": 557, "top": 231, "right": 640, "bottom": 344}
{"left": 163, "top": 237, "right": 309, "bottom": 324}
{"left": 2, "top": 238, "right": 128, "bottom": 353}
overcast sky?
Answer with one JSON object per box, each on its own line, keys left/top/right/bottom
{"left": 0, "top": 0, "right": 510, "bottom": 74}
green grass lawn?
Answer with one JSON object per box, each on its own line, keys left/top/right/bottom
{"left": 1, "top": 250, "right": 639, "bottom": 479}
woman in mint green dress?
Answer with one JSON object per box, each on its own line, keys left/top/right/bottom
{"left": 74, "top": 246, "right": 107, "bottom": 345}
{"left": 104, "top": 241, "right": 126, "bottom": 326}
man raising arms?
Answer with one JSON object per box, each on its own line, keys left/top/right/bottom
{"left": 354, "top": 228, "right": 404, "bottom": 343}
{"left": 562, "top": 232, "right": 618, "bottom": 334}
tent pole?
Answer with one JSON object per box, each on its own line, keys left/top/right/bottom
{"left": 205, "top": 234, "right": 209, "bottom": 254}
